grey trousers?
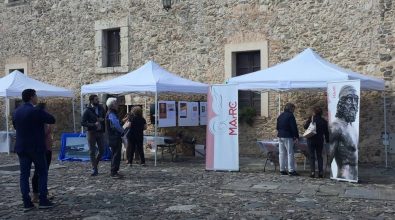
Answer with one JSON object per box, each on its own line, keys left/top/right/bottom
{"left": 87, "top": 131, "right": 105, "bottom": 169}
{"left": 279, "top": 138, "right": 295, "bottom": 172}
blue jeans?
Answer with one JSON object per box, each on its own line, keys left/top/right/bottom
{"left": 17, "top": 152, "right": 48, "bottom": 204}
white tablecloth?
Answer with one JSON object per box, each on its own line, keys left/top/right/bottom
{"left": 0, "top": 131, "right": 16, "bottom": 153}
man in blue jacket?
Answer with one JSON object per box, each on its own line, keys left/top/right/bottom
{"left": 276, "top": 103, "right": 299, "bottom": 176}
{"left": 13, "top": 89, "right": 56, "bottom": 210}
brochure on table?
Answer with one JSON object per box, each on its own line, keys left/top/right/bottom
{"left": 178, "top": 101, "right": 199, "bottom": 126}
{"left": 199, "top": 102, "right": 207, "bottom": 125}
{"left": 158, "top": 101, "right": 177, "bottom": 128}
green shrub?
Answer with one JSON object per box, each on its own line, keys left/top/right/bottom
{"left": 239, "top": 106, "right": 257, "bottom": 126}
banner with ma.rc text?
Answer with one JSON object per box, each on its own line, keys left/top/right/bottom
{"left": 206, "top": 84, "right": 239, "bottom": 171}
{"left": 327, "top": 80, "right": 360, "bottom": 183}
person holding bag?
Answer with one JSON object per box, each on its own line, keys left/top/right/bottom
{"left": 303, "top": 106, "right": 329, "bottom": 178}
{"left": 122, "top": 112, "right": 140, "bottom": 165}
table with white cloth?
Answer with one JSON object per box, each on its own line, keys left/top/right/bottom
{"left": 256, "top": 138, "right": 328, "bottom": 172}
{"left": 0, "top": 131, "right": 16, "bottom": 153}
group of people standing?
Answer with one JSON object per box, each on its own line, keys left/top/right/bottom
{"left": 14, "top": 90, "right": 147, "bottom": 210}
{"left": 81, "top": 94, "right": 147, "bottom": 179}
{"left": 276, "top": 103, "right": 329, "bottom": 178}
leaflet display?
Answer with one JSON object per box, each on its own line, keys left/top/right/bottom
{"left": 199, "top": 102, "right": 208, "bottom": 125}
{"left": 178, "top": 101, "right": 199, "bottom": 126}
{"left": 158, "top": 101, "right": 177, "bottom": 127}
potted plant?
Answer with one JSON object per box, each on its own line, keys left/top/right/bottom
{"left": 239, "top": 106, "right": 257, "bottom": 126}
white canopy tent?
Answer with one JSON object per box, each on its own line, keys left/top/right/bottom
{"left": 227, "top": 48, "right": 388, "bottom": 166}
{"left": 81, "top": 60, "right": 209, "bottom": 165}
{"left": 0, "top": 70, "right": 76, "bottom": 153}
{"left": 227, "top": 48, "right": 384, "bottom": 91}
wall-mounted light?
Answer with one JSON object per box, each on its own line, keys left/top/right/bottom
{"left": 162, "top": 0, "right": 172, "bottom": 11}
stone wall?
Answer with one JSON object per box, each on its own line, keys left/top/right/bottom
{"left": 0, "top": 0, "right": 393, "bottom": 163}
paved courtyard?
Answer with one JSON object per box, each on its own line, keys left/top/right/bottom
{"left": 0, "top": 153, "right": 394, "bottom": 220}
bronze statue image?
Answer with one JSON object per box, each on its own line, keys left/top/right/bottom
{"left": 329, "top": 85, "right": 359, "bottom": 181}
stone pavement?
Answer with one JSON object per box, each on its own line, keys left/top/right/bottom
{"left": 0, "top": 153, "right": 394, "bottom": 220}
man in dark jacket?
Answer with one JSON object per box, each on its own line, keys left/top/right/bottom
{"left": 81, "top": 94, "right": 106, "bottom": 176}
{"left": 13, "top": 89, "right": 56, "bottom": 210}
{"left": 276, "top": 103, "right": 299, "bottom": 176}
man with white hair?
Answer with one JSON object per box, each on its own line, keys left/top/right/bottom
{"left": 105, "top": 97, "right": 124, "bottom": 178}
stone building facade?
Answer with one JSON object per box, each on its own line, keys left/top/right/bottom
{"left": 0, "top": 0, "right": 394, "bottom": 163}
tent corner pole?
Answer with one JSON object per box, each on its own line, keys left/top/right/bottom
{"left": 383, "top": 92, "right": 388, "bottom": 168}
{"left": 5, "top": 98, "right": 10, "bottom": 154}
{"left": 80, "top": 92, "right": 84, "bottom": 134}
{"left": 72, "top": 98, "right": 76, "bottom": 133}
{"left": 278, "top": 92, "right": 281, "bottom": 116}
{"left": 154, "top": 91, "right": 158, "bottom": 167}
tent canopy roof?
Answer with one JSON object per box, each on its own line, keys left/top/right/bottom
{"left": 227, "top": 48, "right": 385, "bottom": 91}
{"left": 0, "top": 70, "right": 74, "bottom": 98}
{"left": 81, "top": 61, "right": 209, "bottom": 95}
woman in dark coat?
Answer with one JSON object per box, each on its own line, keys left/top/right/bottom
{"left": 304, "top": 106, "right": 329, "bottom": 178}
{"left": 127, "top": 106, "right": 147, "bottom": 166}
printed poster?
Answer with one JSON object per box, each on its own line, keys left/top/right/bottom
{"left": 327, "top": 80, "right": 360, "bottom": 183}
{"left": 199, "top": 102, "right": 208, "bottom": 125}
{"left": 179, "top": 102, "right": 187, "bottom": 118}
{"left": 206, "top": 85, "right": 239, "bottom": 171}
{"left": 178, "top": 101, "right": 199, "bottom": 126}
{"left": 158, "top": 101, "right": 176, "bottom": 127}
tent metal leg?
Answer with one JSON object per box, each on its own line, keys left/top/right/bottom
{"left": 80, "top": 92, "right": 84, "bottom": 133}
{"left": 72, "top": 98, "right": 76, "bottom": 133}
{"left": 144, "top": 97, "right": 147, "bottom": 119}
{"left": 384, "top": 92, "right": 388, "bottom": 168}
{"left": 154, "top": 91, "right": 158, "bottom": 167}
{"left": 278, "top": 93, "right": 281, "bottom": 116}
{"left": 5, "top": 98, "right": 10, "bottom": 154}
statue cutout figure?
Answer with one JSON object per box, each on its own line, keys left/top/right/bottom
{"left": 329, "top": 85, "right": 359, "bottom": 181}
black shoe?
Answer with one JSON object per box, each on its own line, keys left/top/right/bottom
{"left": 140, "top": 163, "right": 146, "bottom": 167}
{"left": 310, "top": 172, "right": 315, "bottom": 178}
{"left": 280, "top": 171, "right": 288, "bottom": 175}
{"left": 39, "top": 200, "right": 55, "bottom": 209}
{"left": 91, "top": 168, "right": 98, "bottom": 176}
{"left": 23, "top": 202, "right": 35, "bottom": 212}
{"left": 288, "top": 171, "right": 299, "bottom": 176}
{"left": 318, "top": 173, "right": 324, "bottom": 178}
{"left": 111, "top": 173, "right": 124, "bottom": 179}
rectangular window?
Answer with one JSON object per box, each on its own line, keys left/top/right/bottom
{"left": 5, "top": 0, "right": 26, "bottom": 6}
{"left": 9, "top": 68, "right": 24, "bottom": 73}
{"left": 105, "top": 29, "right": 121, "bottom": 67}
{"left": 236, "top": 51, "right": 261, "bottom": 115}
